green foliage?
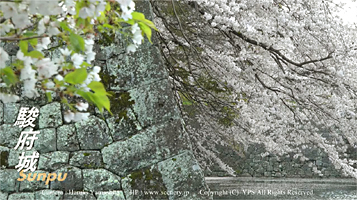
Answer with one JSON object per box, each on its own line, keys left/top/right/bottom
{"left": 0, "top": 1, "right": 158, "bottom": 118}
{"left": 0, "top": 67, "right": 18, "bottom": 86}
{"left": 69, "top": 33, "right": 85, "bottom": 53}
{"left": 18, "top": 39, "right": 44, "bottom": 59}
{"left": 26, "top": 51, "right": 44, "bottom": 59}
{"left": 218, "top": 106, "right": 238, "bottom": 127}
{"left": 45, "top": 92, "right": 52, "bottom": 102}
{"left": 64, "top": 67, "right": 88, "bottom": 84}
{"left": 126, "top": 12, "right": 158, "bottom": 43}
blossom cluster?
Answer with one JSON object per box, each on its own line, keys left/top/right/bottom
{"left": 0, "top": 0, "right": 154, "bottom": 121}
{"left": 153, "top": 0, "right": 357, "bottom": 178}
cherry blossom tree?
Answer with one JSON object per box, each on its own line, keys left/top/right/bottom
{"left": 152, "top": 0, "right": 357, "bottom": 178}
{"left": 0, "top": 0, "right": 156, "bottom": 122}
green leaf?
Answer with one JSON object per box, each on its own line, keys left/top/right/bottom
{"left": 26, "top": 51, "right": 44, "bottom": 59}
{"left": 64, "top": 67, "right": 87, "bottom": 84}
{"left": 46, "top": 92, "right": 53, "bottom": 102}
{"left": 92, "top": 93, "right": 112, "bottom": 114}
{"left": 69, "top": 33, "right": 85, "bottom": 52}
{"left": 131, "top": 12, "right": 157, "bottom": 31}
{"left": 59, "top": 22, "right": 73, "bottom": 33}
{"left": 103, "top": 23, "right": 114, "bottom": 29}
{"left": 0, "top": 67, "right": 18, "bottom": 85}
{"left": 19, "top": 40, "right": 28, "bottom": 54}
{"left": 76, "top": 90, "right": 94, "bottom": 103}
{"left": 28, "top": 38, "right": 38, "bottom": 47}
{"left": 87, "top": 81, "right": 106, "bottom": 95}
{"left": 75, "top": 0, "right": 86, "bottom": 18}
{"left": 123, "top": 19, "right": 135, "bottom": 25}
{"left": 23, "top": 31, "right": 37, "bottom": 37}
{"left": 105, "top": 2, "right": 111, "bottom": 11}
{"left": 76, "top": 90, "right": 112, "bottom": 115}
{"left": 138, "top": 22, "right": 152, "bottom": 43}
{"left": 131, "top": 12, "right": 146, "bottom": 21}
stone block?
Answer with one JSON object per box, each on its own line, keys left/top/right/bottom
{"left": 19, "top": 170, "right": 50, "bottom": 191}
{"left": 75, "top": 116, "right": 112, "bottom": 149}
{"left": 0, "top": 102, "right": 3, "bottom": 124}
{"left": 83, "top": 169, "right": 121, "bottom": 191}
{"left": 57, "top": 124, "right": 80, "bottom": 151}
{"left": 35, "top": 190, "right": 63, "bottom": 200}
{"left": 39, "top": 102, "right": 62, "bottom": 128}
{"left": 0, "top": 169, "right": 20, "bottom": 192}
{"left": 0, "top": 124, "right": 22, "bottom": 148}
{"left": 106, "top": 109, "right": 141, "bottom": 141}
{"left": 121, "top": 165, "right": 168, "bottom": 200}
{"left": 95, "top": 190, "right": 126, "bottom": 200}
{"left": 3, "top": 103, "right": 20, "bottom": 124}
{"left": 129, "top": 79, "right": 181, "bottom": 127}
{"left": 8, "top": 192, "right": 35, "bottom": 200}
{"left": 157, "top": 151, "right": 210, "bottom": 200}
{"left": 102, "top": 119, "right": 191, "bottom": 176}
{"left": 105, "top": 43, "right": 168, "bottom": 91}
{"left": 33, "top": 128, "right": 56, "bottom": 153}
{"left": 63, "top": 191, "right": 96, "bottom": 200}
{"left": 38, "top": 151, "right": 69, "bottom": 171}
{"left": 69, "top": 151, "right": 103, "bottom": 169}
{"left": 50, "top": 166, "right": 83, "bottom": 191}
{"left": 0, "top": 192, "right": 8, "bottom": 200}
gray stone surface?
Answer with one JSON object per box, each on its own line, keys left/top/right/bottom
{"left": 19, "top": 170, "right": 50, "bottom": 191}
{"left": 35, "top": 190, "right": 63, "bottom": 200}
{"left": 158, "top": 151, "right": 209, "bottom": 200}
{"left": 8, "top": 192, "right": 35, "bottom": 200}
{"left": 0, "top": 1, "right": 211, "bottom": 199}
{"left": 83, "top": 169, "right": 121, "bottom": 191}
{"left": 69, "top": 150, "right": 103, "bottom": 168}
{"left": 57, "top": 124, "right": 80, "bottom": 151}
{"left": 38, "top": 151, "right": 69, "bottom": 170}
{"left": 50, "top": 166, "right": 83, "bottom": 191}
{"left": 63, "top": 191, "right": 96, "bottom": 200}
{"left": 75, "top": 116, "right": 112, "bottom": 149}
{"left": 105, "top": 41, "right": 168, "bottom": 91}
{"left": 34, "top": 128, "right": 56, "bottom": 153}
{"left": 8, "top": 148, "right": 24, "bottom": 167}
{"left": 0, "top": 169, "right": 20, "bottom": 192}
{"left": 0, "top": 124, "right": 22, "bottom": 148}
{"left": 39, "top": 102, "right": 62, "bottom": 128}
{"left": 102, "top": 119, "right": 191, "bottom": 176}
{"left": 0, "top": 192, "right": 8, "bottom": 200}
{"left": 106, "top": 109, "right": 142, "bottom": 141}
{"left": 3, "top": 103, "right": 20, "bottom": 124}
{"left": 121, "top": 166, "right": 169, "bottom": 200}
{"left": 0, "top": 102, "right": 3, "bottom": 124}
{"left": 130, "top": 79, "right": 181, "bottom": 127}
{"left": 96, "top": 191, "right": 126, "bottom": 200}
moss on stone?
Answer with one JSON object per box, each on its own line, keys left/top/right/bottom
{"left": 0, "top": 151, "right": 9, "bottom": 168}
{"left": 97, "top": 32, "right": 115, "bottom": 47}
{"left": 128, "top": 167, "right": 168, "bottom": 199}
{"left": 99, "top": 72, "right": 117, "bottom": 89}
{"left": 108, "top": 92, "right": 135, "bottom": 122}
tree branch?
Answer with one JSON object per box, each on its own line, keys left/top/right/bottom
{"left": 230, "top": 30, "right": 332, "bottom": 67}
{"left": 0, "top": 34, "right": 47, "bottom": 41}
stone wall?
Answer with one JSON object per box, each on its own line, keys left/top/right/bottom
{"left": 0, "top": 1, "right": 211, "bottom": 199}
{"left": 206, "top": 142, "right": 351, "bottom": 178}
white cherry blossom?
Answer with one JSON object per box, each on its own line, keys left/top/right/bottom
{"left": 0, "top": 47, "right": 9, "bottom": 68}
{"left": 75, "top": 102, "right": 89, "bottom": 111}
